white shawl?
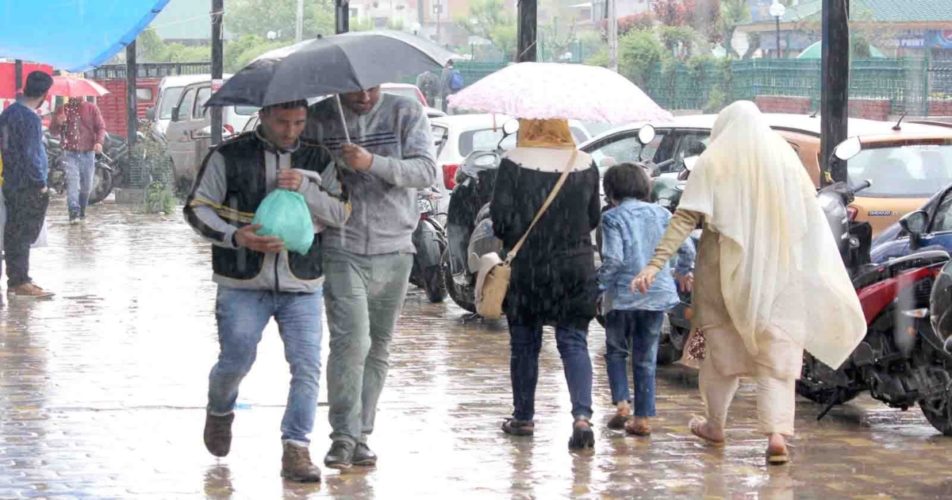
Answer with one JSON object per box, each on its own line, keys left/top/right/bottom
{"left": 678, "top": 101, "right": 866, "bottom": 369}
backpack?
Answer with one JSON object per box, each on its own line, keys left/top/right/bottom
{"left": 449, "top": 70, "right": 464, "bottom": 91}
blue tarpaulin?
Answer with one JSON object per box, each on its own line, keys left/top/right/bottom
{"left": 0, "top": 0, "right": 171, "bottom": 72}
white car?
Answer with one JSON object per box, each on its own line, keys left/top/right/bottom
{"left": 431, "top": 114, "right": 592, "bottom": 190}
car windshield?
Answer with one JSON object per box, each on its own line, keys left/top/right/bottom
{"left": 158, "top": 86, "right": 184, "bottom": 120}
{"left": 459, "top": 128, "right": 515, "bottom": 157}
{"left": 848, "top": 144, "right": 952, "bottom": 197}
{"left": 234, "top": 105, "right": 259, "bottom": 116}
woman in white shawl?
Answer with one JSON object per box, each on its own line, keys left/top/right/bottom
{"left": 633, "top": 101, "right": 866, "bottom": 464}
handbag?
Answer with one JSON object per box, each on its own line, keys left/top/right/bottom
{"left": 676, "top": 328, "right": 706, "bottom": 369}
{"left": 475, "top": 151, "right": 578, "bottom": 320}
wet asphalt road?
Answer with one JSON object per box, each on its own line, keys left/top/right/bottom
{"left": 2, "top": 199, "right": 952, "bottom": 499}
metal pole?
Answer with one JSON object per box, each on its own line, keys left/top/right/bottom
{"left": 14, "top": 59, "right": 22, "bottom": 96}
{"left": 607, "top": 0, "right": 618, "bottom": 71}
{"left": 436, "top": 2, "right": 442, "bottom": 45}
{"left": 211, "top": 0, "right": 224, "bottom": 146}
{"left": 126, "top": 41, "right": 138, "bottom": 150}
{"left": 820, "top": 0, "right": 850, "bottom": 184}
{"left": 517, "top": 0, "right": 537, "bottom": 62}
{"left": 775, "top": 17, "right": 781, "bottom": 58}
{"left": 295, "top": 0, "right": 305, "bottom": 42}
{"left": 335, "top": 0, "right": 349, "bottom": 34}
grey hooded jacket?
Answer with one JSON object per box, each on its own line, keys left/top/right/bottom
{"left": 305, "top": 93, "right": 437, "bottom": 255}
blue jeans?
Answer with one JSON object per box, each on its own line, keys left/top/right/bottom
{"left": 508, "top": 320, "right": 593, "bottom": 421}
{"left": 64, "top": 151, "right": 95, "bottom": 218}
{"left": 207, "top": 286, "right": 323, "bottom": 444}
{"left": 604, "top": 309, "right": 664, "bottom": 417}
{"left": 322, "top": 249, "right": 413, "bottom": 446}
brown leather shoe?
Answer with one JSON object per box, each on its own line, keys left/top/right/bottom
{"left": 8, "top": 283, "right": 54, "bottom": 299}
{"left": 282, "top": 442, "right": 322, "bottom": 483}
{"left": 625, "top": 417, "right": 651, "bottom": 436}
{"left": 203, "top": 412, "right": 234, "bottom": 457}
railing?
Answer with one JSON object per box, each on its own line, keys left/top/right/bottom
{"left": 85, "top": 62, "right": 213, "bottom": 80}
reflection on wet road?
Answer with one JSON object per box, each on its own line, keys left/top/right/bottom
{"left": 1, "top": 200, "right": 951, "bottom": 498}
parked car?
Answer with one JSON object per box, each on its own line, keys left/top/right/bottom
{"left": 148, "top": 74, "right": 234, "bottom": 139}
{"left": 579, "top": 114, "right": 952, "bottom": 235}
{"left": 433, "top": 114, "right": 591, "bottom": 190}
{"left": 871, "top": 179, "right": 952, "bottom": 263}
{"left": 165, "top": 80, "right": 258, "bottom": 188}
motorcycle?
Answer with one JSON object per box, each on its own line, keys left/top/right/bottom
{"left": 441, "top": 121, "right": 518, "bottom": 313}
{"left": 44, "top": 131, "right": 116, "bottom": 205}
{"left": 410, "top": 188, "right": 449, "bottom": 303}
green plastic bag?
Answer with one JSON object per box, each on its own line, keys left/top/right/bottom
{"left": 251, "top": 189, "right": 314, "bottom": 255}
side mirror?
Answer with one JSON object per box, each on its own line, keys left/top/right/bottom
{"left": 145, "top": 107, "right": 155, "bottom": 121}
{"left": 683, "top": 155, "right": 699, "bottom": 171}
{"left": 502, "top": 119, "right": 519, "bottom": 136}
{"left": 833, "top": 136, "right": 862, "bottom": 161}
{"left": 171, "top": 106, "right": 180, "bottom": 122}
{"left": 637, "top": 124, "right": 656, "bottom": 146}
{"left": 900, "top": 210, "right": 929, "bottom": 248}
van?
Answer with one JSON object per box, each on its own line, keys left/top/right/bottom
{"left": 165, "top": 79, "right": 258, "bottom": 187}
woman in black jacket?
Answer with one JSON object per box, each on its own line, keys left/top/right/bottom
{"left": 490, "top": 118, "right": 601, "bottom": 449}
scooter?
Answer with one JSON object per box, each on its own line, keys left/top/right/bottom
{"left": 410, "top": 188, "right": 449, "bottom": 303}
{"left": 442, "top": 120, "right": 518, "bottom": 313}
{"left": 780, "top": 138, "right": 952, "bottom": 435}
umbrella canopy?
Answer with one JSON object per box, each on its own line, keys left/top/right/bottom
{"left": 0, "top": 0, "right": 170, "bottom": 72}
{"left": 447, "top": 63, "right": 672, "bottom": 124}
{"left": 797, "top": 40, "right": 886, "bottom": 59}
{"left": 206, "top": 30, "right": 457, "bottom": 108}
{"left": 50, "top": 76, "right": 110, "bottom": 98}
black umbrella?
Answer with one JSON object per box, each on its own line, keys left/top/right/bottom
{"left": 205, "top": 30, "right": 457, "bottom": 108}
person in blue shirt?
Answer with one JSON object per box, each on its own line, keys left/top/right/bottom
{"left": 0, "top": 71, "right": 55, "bottom": 299}
{"left": 598, "top": 163, "right": 695, "bottom": 436}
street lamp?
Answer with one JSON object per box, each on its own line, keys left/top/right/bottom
{"left": 769, "top": 1, "right": 786, "bottom": 59}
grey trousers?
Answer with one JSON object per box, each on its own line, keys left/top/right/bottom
{"left": 323, "top": 248, "right": 413, "bottom": 445}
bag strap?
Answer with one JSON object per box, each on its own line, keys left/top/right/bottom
{"left": 505, "top": 150, "right": 579, "bottom": 264}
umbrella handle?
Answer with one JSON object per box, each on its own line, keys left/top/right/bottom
{"left": 334, "top": 95, "right": 352, "bottom": 144}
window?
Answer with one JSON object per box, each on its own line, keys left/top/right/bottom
{"left": 670, "top": 132, "right": 710, "bottom": 173}
{"left": 195, "top": 87, "right": 212, "bottom": 119}
{"left": 175, "top": 88, "right": 197, "bottom": 122}
{"left": 234, "top": 105, "right": 259, "bottom": 116}
{"left": 431, "top": 125, "right": 448, "bottom": 157}
{"left": 932, "top": 192, "right": 952, "bottom": 233}
{"left": 136, "top": 88, "right": 153, "bottom": 101}
{"left": 159, "top": 86, "right": 185, "bottom": 120}
{"left": 588, "top": 134, "right": 643, "bottom": 172}
{"left": 458, "top": 128, "right": 514, "bottom": 157}
{"left": 847, "top": 144, "right": 952, "bottom": 197}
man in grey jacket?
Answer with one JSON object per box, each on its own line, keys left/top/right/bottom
{"left": 185, "top": 100, "right": 349, "bottom": 483}
{"left": 306, "top": 87, "right": 437, "bottom": 468}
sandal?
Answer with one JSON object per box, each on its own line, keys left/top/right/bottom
{"left": 502, "top": 418, "right": 535, "bottom": 436}
{"left": 766, "top": 442, "right": 790, "bottom": 465}
{"left": 568, "top": 419, "right": 595, "bottom": 450}
{"left": 688, "top": 416, "right": 725, "bottom": 446}
{"left": 624, "top": 418, "right": 651, "bottom": 437}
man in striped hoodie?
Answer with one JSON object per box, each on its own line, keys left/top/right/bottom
{"left": 306, "top": 87, "right": 437, "bottom": 469}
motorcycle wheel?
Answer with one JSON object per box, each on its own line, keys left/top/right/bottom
{"left": 918, "top": 389, "right": 952, "bottom": 436}
{"left": 423, "top": 264, "right": 448, "bottom": 303}
{"left": 656, "top": 324, "right": 688, "bottom": 366}
{"left": 442, "top": 251, "right": 476, "bottom": 313}
{"left": 88, "top": 166, "right": 114, "bottom": 205}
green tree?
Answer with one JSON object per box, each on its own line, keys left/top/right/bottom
{"left": 457, "top": 0, "right": 517, "bottom": 58}
{"left": 718, "top": 0, "right": 749, "bottom": 58}
{"left": 618, "top": 29, "right": 666, "bottom": 87}
{"left": 225, "top": 0, "right": 336, "bottom": 40}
